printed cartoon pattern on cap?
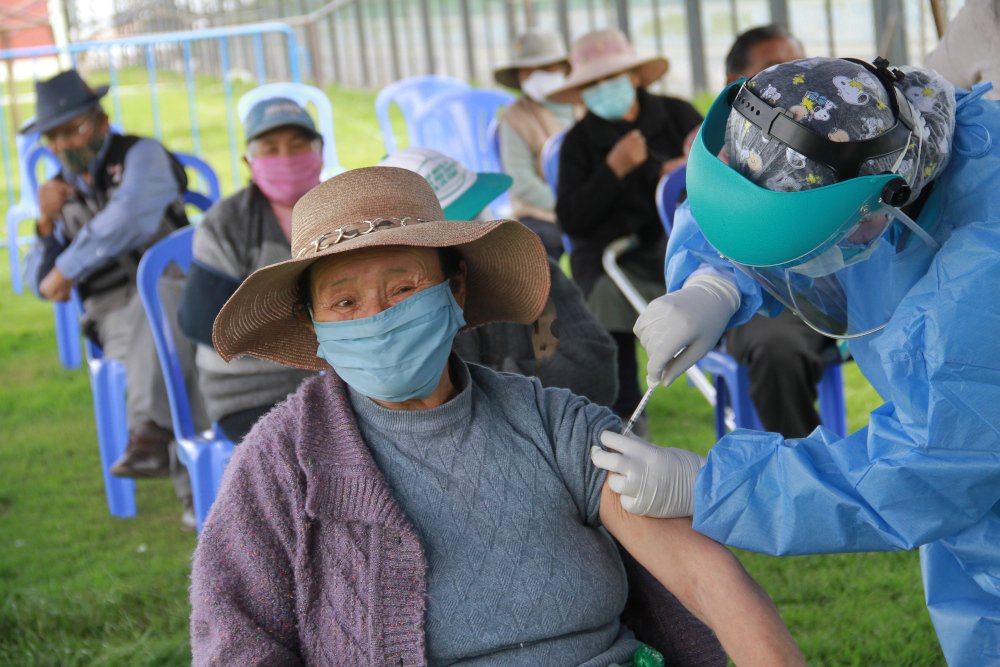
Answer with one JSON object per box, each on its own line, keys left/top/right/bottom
{"left": 725, "top": 57, "right": 955, "bottom": 203}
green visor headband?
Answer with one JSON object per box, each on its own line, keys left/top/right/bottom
{"left": 687, "top": 80, "right": 910, "bottom": 268}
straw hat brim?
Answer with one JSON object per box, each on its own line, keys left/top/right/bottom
{"left": 494, "top": 55, "right": 570, "bottom": 90}
{"left": 547, "top": 56, "right": 668, "bottom": 104}
{"left": 212, "top": 217, "right": 551, "bottom": 371}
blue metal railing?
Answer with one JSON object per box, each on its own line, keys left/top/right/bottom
{"left": 0, "top": 21, "right": 302, "bottom": 215}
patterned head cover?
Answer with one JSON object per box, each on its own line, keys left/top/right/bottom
{"left": 726, "top": 57, "right": 956, "bottom": 204}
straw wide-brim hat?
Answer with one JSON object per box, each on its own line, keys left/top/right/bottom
{"left": 547, "top": 28, "right": 669, "bottom": 105}
{"left": 494, "top": 29, "right": 569, "bottom": 90}
{"left": 212, "top": 166, "right": 550, "bottom": 371}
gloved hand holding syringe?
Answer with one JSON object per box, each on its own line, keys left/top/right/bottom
{"left": 594, "top": 273, "right": 740, "bottom": 516}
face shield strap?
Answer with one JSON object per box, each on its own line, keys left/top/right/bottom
{"left": 733, "top": 84, "right": 913, "bottom": 183}
{"left": 733, "top": 56, "right": 917, "bottom": 190}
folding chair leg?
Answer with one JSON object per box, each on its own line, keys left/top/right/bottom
{"left": 90, "top": 358, "right": 136, "bottom": 518}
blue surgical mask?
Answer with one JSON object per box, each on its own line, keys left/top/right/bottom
{"left": 581, "top": 74, "right": 637, "bottom": 121}
{"left": 311, "top": 280, "right": 466, "bottom": 402}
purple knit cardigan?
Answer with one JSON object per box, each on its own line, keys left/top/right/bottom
{"left": 190, "top": 373, "right": 726, "bottom": 666}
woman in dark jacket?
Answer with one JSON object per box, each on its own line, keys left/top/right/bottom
{"left": 551, "top": 28, "right": 702, "bottom": 420}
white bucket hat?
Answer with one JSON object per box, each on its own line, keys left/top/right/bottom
{"left": 494, "top": 29, "right": 570, "bottom": 90}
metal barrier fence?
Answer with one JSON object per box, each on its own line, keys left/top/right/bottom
{"left": 57, "top": 0, "right": 960, "bottom": 101}
{"left": 0, "top": 21, "right": 302, "bottom": 208}
{"left": 0, "top": 0, "right": 961, "bottom": 225}
{"left": 297, "top": 0, "right": 953, "bottom": 98}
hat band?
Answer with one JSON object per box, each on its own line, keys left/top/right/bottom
{"left": 296, "top": 216, "right": 431, "bottom": 258}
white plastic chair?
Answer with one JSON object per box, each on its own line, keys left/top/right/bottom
{"left": 237, "top": 82, "right": 345, "bottom": 179}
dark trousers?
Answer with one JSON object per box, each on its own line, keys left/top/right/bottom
{"left": 217, "top": 404, "right": 273, "bottom": 443}
{"left": 611, "top": 331, "right": 643, "bottom": 418}
{"left": 724, "top": 310, "right": 836, "bottom": 438}
{"left": 519, "top": 216, "right": 564, "bottom": 261}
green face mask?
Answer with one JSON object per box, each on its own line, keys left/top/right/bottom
{"left": 58, "top": 130, "right": 106, "bottom": 175}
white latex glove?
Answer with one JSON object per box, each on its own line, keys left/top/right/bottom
{"left": 592, "top": 430, "right": 706, "bottom": 517}
{"left": 635, "top": 273, "right": 741, "bottom": 388}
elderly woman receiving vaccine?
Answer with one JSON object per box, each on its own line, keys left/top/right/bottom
{"left": 190, "top": 166, "right": 804, "bottom": 666}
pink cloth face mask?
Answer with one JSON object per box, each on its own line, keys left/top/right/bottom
{"left": 250, "top": 151, "right": 322, "bottom": 206}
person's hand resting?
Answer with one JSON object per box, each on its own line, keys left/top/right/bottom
{"left": 660, "top": 156, "right": 687, "bottom": 178}
{"left": 606, "top": 129, "right": 648, "bottom": 179}
{"left": 39, "top": 266, "right": 73, "bottom": 302}
{"left": 593, "top": 430, "right": 706, "bottom": 517}
{"left": 36, "top": 179, "right": 74, "bottom": 237}
{"left": 635, "top": 274, "right": 741, "bottom": 388}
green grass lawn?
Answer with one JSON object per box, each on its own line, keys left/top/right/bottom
{"left": 0, "top": 77, "right": 944, "bottom": 665}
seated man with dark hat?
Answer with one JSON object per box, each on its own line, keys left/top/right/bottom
{"left": 23, "top": 69, "right": 199, "bottom": 526}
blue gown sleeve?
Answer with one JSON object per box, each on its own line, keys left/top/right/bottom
{"left": 692, "top": 218, "right": 1000, "bottom": 555}
{"left": 665, "top": 203, "right": 782, "bottom": 328}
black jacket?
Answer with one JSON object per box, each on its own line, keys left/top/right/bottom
{"left": 555, "top": 89, "right": 702, "bottom": 295}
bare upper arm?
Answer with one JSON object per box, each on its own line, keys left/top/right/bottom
{"left": 599, "top": 479, "right": 806, "bottom": 666}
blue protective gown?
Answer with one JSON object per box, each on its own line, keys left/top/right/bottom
{"left": 666, "top": 85, "right": 1000, "bottom": 666}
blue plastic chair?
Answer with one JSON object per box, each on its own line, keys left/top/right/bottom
{"left": 137, "top": 226, "right": 234, "bottom": 532}
{"left": 411, "top": 88, "right": 515, "bottom": 218}
{"left": 82, "top": 309, "right": 137, "bottom": 519}
{"left": 654, "top": 164, "right": 687, "bottom": 234}
{"left": 84, "top": 186, "right": 217, "bottom": 521}
{"left": 484, "top": 115, "right": 513, "bottom": 217}
{"left": 539, "top": 129, "right": 572, "bottom": 252}
{"left": 540, "top": 129, "right": 567, "bottom": 199}
{"left": 12, "top": 143, "right": 85, "bottom": 370}
{"left": 375, "top": 75, "right": 470, "bottom": 154}
{"left": 17, "top": 144, "right": 87, "bottom": 371}
{"left": 699, "top": 348, "right": 847, "bottom": 439}
{"left": 175, "top": 152, "right": 221, "bottom": 212}
{"left": 654, "top": 166, "right": 848, "bottom": 439}
{"left": 6, "top": 133, "right": 59, "bottom": 294}
{"left": 237, "top": 82, "right": 345, "bottom": 179}
{"left": 411, "top": 89, "right": 515, "bottom": 171}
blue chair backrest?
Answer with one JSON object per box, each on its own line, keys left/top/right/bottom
{"left": 136, "top": 226, "right": 198, "bottom": 440}
{"left": 25, "top": 144, "right": 60, "bottom": 209}
{"left": 237, "top": 82, "right": 345, "bottom": 178}
{"left": 655, "top": 164, "right": 687, "bottom": 235}
{"left": 540, "top": 129, "right": 567, "bottom": 199}
{"left": 175, "top": 152, "right": 220, "bottom": 212}
{"left": 539, "top": 129, "right": 571, "bottom": 253}
{"left": 375, "top": 75, "right": 470, "bottom": 154}
{"left": 484, "top": 115, "right": 513, "bottom": 216}
{"left": 411, "top": 88, "right": 515, "bottom": 174}
{"left": 15, "top": 130, "right": 43, "bottom": 210}
{"left": 21, "top": 121, "right": 124, "bottom": 207}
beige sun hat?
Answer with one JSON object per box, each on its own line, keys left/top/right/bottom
{"left": 547, "top": 27, "right": 669, "bottom": 104}
{"left": 212, "top": 166, "right": 550, "bottom": 371}
{"left": 494, "top": 29, "right": 569, "bottom": 90}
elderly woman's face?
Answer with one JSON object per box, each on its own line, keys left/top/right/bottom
{"left": 309, "top": 245, "right": 462, "bottom": 322}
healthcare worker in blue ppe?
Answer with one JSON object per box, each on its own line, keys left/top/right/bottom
{"left": 590, "top": 56, "right": 1000, "bottom": 666}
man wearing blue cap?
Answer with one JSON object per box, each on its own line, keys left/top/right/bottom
{"left": 24, "top": 70, "right": 197, "bottom": 522}
{"left": 179, "top": 96, "right": 324, "bottom": 442}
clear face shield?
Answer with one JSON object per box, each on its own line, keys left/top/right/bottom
{"left": 731, "top": 204, "right": 940, "bottom": 338}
